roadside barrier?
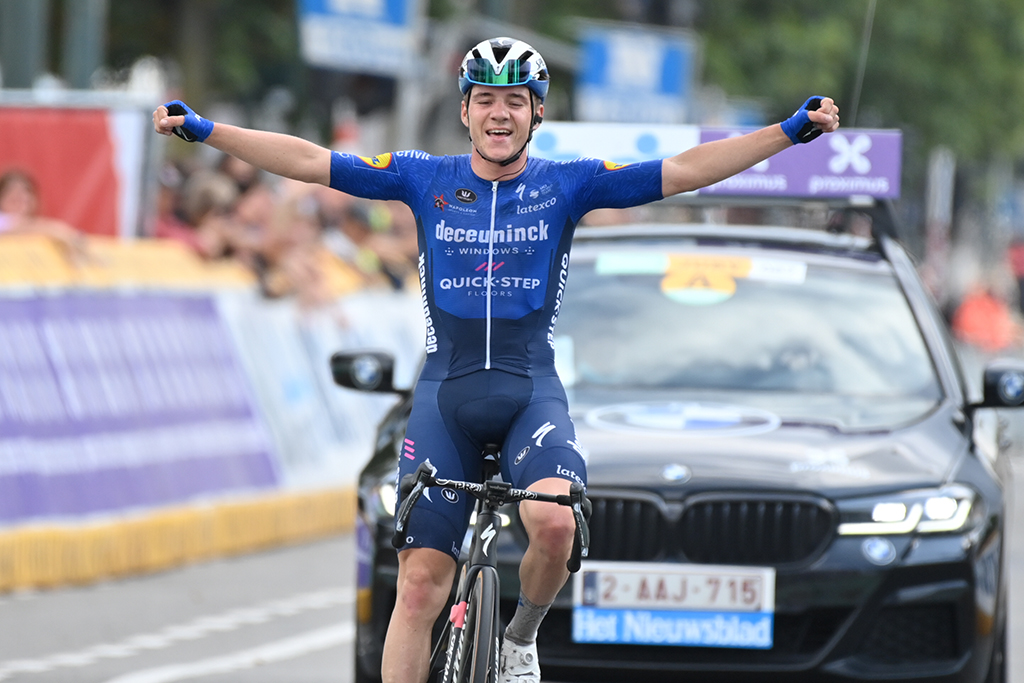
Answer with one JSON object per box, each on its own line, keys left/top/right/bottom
{"left": 0, "top": 487, "right": 355, "bottom": 592}
{"left": 0, "top": 235, "right": 423, "bottom": 592}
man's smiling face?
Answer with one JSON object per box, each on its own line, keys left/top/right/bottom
{"left": 461, "top": 84, "right": 542, "bottom": 168}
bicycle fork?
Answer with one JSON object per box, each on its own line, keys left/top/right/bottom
{"left": 440, "top": 505, "right": 503, "bottom": 682}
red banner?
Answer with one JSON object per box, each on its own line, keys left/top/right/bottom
{"left": 0, "top": 108, "right": 120, "bottom": 236}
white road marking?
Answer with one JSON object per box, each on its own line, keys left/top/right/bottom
{"left": 0, "top": 588, "right": 352, "bottom": 680}
{"left": 100, "top": 623, "right": 354, "bottom": 683}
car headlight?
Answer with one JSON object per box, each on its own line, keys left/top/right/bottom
{"left": 837, "top": 485, "right": 978, "bottom": 535}
{"left": 377, "top": 482, "right": 397, "bottom": 517}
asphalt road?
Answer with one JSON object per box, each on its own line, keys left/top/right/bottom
{"left": 0, "top": 538, "right": 355, "bottom": 683}
{"left": 2, "top": 456, "right": 1023, "bottom": 683}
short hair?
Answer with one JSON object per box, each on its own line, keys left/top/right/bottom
{"left": 0, "top": 169, "right": 38, "bottom": 202}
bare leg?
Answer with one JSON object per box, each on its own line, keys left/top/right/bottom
{"left": 382, "top": 547, "right": 457, "bottom": 683}
{"left": 517, "top": 477, "right": 576, "bottom": 606}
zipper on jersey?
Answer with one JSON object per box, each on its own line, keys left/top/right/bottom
{"left": 485, "top": 180, "right": 498, "bottom": 369}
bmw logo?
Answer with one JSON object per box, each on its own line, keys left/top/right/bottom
{"left": 861, "top": 537, "right": 897, "bottom": 566}
{"left": 661, "top": 464, "right": 692, "bottom": 483}
{"left": 998, "top": 372, "right": 1024, "bottom": 405}
{"left": 352, "top": 355, "right": 383, "bottom": 390}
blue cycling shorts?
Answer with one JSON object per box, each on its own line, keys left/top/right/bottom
{"left": 396, "top": 369, "right": 586, "bottom": 562}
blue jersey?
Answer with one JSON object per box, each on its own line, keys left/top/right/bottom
{"left": 330, "top": 151, "right": 663, "bottom": 381}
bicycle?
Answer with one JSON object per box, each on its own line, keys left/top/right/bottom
{"left": 393, "top": 445, "right": 591, "bottom": 683}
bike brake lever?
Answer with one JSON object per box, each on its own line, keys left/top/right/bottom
{"left": 566, "top": 484, "right": 591, "bottom": 573}
{"left": 392, "top": 462, "right": 436, "bottom": 549}
{"left": 391, "top": 483, "right": 422, "bottom": 549}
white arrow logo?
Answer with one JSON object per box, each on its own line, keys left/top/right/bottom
{"left": 532, "top": 422, "right": 556, "bottom": 446}
{"left": 829, "top": 134, "right": 872, "bottom": 174}
{"left": 481, "top": 523, "right": 497, "bottom": 556}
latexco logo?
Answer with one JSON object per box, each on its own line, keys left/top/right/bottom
{"left": 515, "top": 197, "right": 557, "bottom": 215}
{"left": 556, "top": 464, "right": 584, "bottom": 487}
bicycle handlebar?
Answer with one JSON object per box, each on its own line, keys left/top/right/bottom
{"left": 392, "top": 460, "right": 592, "bottom": 573}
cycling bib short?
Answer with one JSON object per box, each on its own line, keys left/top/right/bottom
{"left": 330, "top": 151, "right": 663, "bottom": 560}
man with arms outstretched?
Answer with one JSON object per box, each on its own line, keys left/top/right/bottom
{"left": 154, "top": 36, "right": 839, "bottom": 682}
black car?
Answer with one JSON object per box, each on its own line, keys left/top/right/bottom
{"left": 335, "top": 223, "right": 1023, "bottom": 683}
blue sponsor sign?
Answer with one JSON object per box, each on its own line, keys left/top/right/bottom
{"left": 573, "top": 607, "right": 774, "bottom": 649}
{"left": 297, "top": 0, "right": 423, "bottom": 76}
{"left": 575, "top": 23, "right": 699, "bottom": 124}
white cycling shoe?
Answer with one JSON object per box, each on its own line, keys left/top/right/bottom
{"left": 497, "top": 638, "right": 541, "bottom": 682}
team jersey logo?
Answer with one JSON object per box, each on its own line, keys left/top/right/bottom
{"left": 603, "top": 160, "right": 632, "bottom": 171}
{"left": 357, "top": 153, "right": 393, "bottom": 169}
{"left": 434, "top": 194, "right": 448, "bottom": 210}
{"left": 455, "top": 188, "right": 477, "bottom": 203}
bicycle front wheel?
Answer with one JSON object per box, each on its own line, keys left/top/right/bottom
{"left": 443, "top": 566, "right": 499, "bottom": 683}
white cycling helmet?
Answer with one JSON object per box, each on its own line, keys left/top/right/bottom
{"left": 459, "top": 37, "right": 549, "bottom": 102}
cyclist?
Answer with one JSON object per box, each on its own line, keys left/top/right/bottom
{"left": 153, "top": 36, "right": 839, "bottom": 683}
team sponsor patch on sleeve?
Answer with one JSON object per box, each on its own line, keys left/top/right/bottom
{"left": 357, "top": 153, "right": 393, "bottom": 169}
{"left": 602, "top": 160, "right": 632, "bottom": 171}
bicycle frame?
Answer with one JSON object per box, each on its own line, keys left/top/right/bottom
{"left": 393, "top": 452, "right": 590, "bottom": 683}
{"left": 434, "top": 492, "right": 503, "bottom": 682}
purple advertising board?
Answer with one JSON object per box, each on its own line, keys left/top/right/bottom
{"left": 0, "top": 292, "right": 279, "bottom": 524}
{"left": 697, "top": 129, "right": 902, "bottom": 199}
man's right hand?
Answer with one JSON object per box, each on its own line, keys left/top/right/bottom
{"left": 153, "top": 100, "right": 214, "bottom": 143}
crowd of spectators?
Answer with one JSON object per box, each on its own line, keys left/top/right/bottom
{"left": 1, "top": 156, "right": 420, "bottom": 309}
{"left": 151, "top": 154, "right": 419, "bottom": 307}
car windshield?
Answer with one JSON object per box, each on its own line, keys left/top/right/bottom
{"left": 554, "top": 241, "right": 943, "bottom": 429}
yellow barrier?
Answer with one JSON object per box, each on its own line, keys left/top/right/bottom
{"left": 0, "top": 487, "right": 356, "bottom": 593}
{"left": 0, "top": 234, "right": 368, "bottom": 297}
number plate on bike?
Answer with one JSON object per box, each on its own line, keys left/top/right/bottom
{"left": 571, "top": 561, "right": 776, "bottom": 649}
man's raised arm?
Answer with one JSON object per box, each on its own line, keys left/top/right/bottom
{"left": 661, "top": 96, "right": 840, "bottom": 198}
{"left": 153, "top": 101, "right": 332, "bottom": 186}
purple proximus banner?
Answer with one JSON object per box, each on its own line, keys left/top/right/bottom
{"left": 0, "top": 293, "right": 279, "bottom": 524}
{"left": 698, "top": 128, "right": 902, "bottom": 199}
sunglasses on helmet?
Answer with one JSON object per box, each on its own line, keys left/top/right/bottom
{"left": 461, "top": 57, "right": 537, "bottom": 87}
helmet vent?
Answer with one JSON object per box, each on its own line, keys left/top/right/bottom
{"left": 492, "top": 46, "right": 511, "bottom": 63}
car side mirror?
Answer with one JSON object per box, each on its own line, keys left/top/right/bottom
{"left": 970, "top": 358, "right": 1024, "bottom": 410}
{"left": 330, "top": 351, "right": 400, "bottom": 394}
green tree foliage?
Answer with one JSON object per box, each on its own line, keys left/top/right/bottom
{"left": 695, "top": 0, "right": 1024, "bottom": 163}
{"left": 108, "top": 0, "right": 302, "bottom": 105}
{"left": 106, "top": 0, "right": 1024, "bottom": 165}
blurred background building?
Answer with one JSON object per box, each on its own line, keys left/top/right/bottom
{"left": 2, "top": 1, "right": 1023, "bottom": 310}
{"left": 4, "top": 0, "right": 1024, "bottom": 590}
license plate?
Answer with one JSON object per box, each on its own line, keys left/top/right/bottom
{"left": 572, "top": 561, "right": 776, "bottom": 649}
